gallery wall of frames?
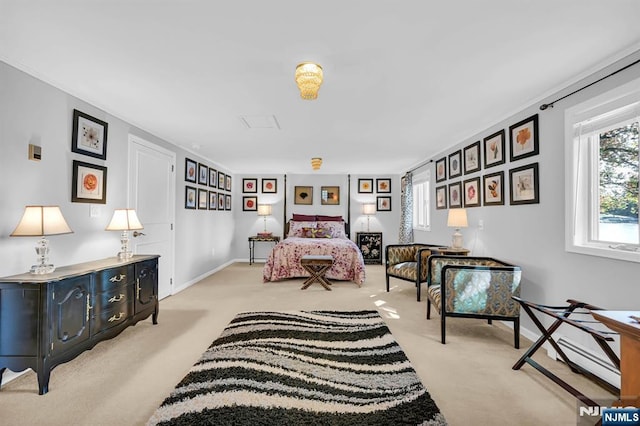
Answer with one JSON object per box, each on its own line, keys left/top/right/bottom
{"left": 434, "top": 114, "right": 540, "bottom": 210}
{"left": 184, "top": 158, "right": 232, "bottom": 211}
{"left": 240, "top": 177, "right": 278, "bottom": 211}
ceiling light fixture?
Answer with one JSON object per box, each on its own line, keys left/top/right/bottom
{"left": 311, "top": 157, "right": 322, "bottom": 170}
{"left": 295, "top": 62, "right": 323, "bottom": 100}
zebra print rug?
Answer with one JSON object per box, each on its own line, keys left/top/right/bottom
{"left": 147, "top": 310, "right": 447, "bottom": 425}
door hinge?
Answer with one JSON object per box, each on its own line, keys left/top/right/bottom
{"left": 170, "top": 223, "right": 173, "bottom": 231}
{"left": 51, "top": 342, "right": 54, "bottom": 351}
{"left": 170, "top": 278, "right": 173, "bottom": 285}
{"left": 171, "top": 165, "right": 175, "bottom": 172}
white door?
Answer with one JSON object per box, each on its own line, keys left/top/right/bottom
{"left": 128, "top": 135, "right": 176, "bottom": 300}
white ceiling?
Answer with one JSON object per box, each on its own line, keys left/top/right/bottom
{"left": 2, "top": 1, "right": 640, "bottom": 174}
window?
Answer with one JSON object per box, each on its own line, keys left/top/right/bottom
{"left": 413, "top": 170, "right": 430, "bottom": 231}
{"left": 565, "top": 77, "right": 640, "bottom": 262}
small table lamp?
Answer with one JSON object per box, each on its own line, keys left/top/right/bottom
{"left": 10, "top": 205, "right": 74, "bottom": 274}
{"left": 447, "top": 208, "right": 468, "bottom": 249}
{"left": 363, "top": 203, "right": 376, "bottom": 231}
{"left": 105, "top": 209, "right": 143, "bottom": 260}
{"left": 257, "top": 204, "right": 272, "bottom": 237}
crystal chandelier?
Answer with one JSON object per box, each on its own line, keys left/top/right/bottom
{"left": 295, "top": 62, "right": 323, "bottom": 100}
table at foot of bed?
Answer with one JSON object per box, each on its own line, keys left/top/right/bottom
{"left": 300, "top": 255, "right": 333, "bottom": 291}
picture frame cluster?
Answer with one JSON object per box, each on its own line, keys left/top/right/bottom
{"left": 435, "top": 113, "right": 540, "bottom": 209}
{"left": 184, "top": 157, "right": 231, "bottom": 211}
{"left": 357, "top": 178, "right": 392, "bottom": 212}
{"left": 70, "top": 109, "right": 108, "bottom": 204}
{"left": 241, "top": 178, "right": 278, "bottom": 211}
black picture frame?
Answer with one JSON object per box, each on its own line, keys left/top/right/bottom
{"left": 185, "top": 186, "right": 196, "bottom": 209}
{"left": 435, "top": 157, "right": 447, "bottom": 182}
{"left": 463, "top": 176, "right": 481, "bottom": 208}
{"left": 198, "top": 163, "right": 208, "bottom": 185}
{"left": 483, "top": 129, "right": 506, "bottom": 169}
{"left": 72, "top": 160, "right": 107, "bottom": 204}
{"left": 356, "top": 232, "right": 383, "bottom": 264}
{"left": 449, "top": 150, "right": 462, "bottom": 179}
{"left": 218, "top": 172, "right": 226, "bottom": 190}
{"left": 71, "top": 109, "right": 108, "bottom": 160}
{"left": 243, "top": 196, "right": 258, "bottom": 211}
{"left": 209, "top": 168, "right": 217, "bottom": 188}
{"left": 509, "top": 162, "right": 540, "bottom": 205}
{"left": 448, "top": 181, "right": 462, "bottom": 208}
{"left": 262, "top": 178, "right": 277, "bottom": 193}
{"left": 509, "top": 114, "right": 539, "bottom": 162}
{"left": 483, "top": 171, "right": 504, "bottom": 206}
{"left": 185, "top": 158, "right": 197, "bottom": 183}
{"left": 358, "top": 178, "right": 374, "bottom": 193}
{"left": 435, "top": 185, "right": 448, "bottom": 210}
{"left": 225, "top": 175, "right": 232, "bottom": 192}
{"left": 225, "top": 194, "right": 232, "bottom": 211}
{"left": 209, "top": 191, "right": 217, "bottom": 210}
{"left": 243, "top": 178, "right": 258, "bottom": 193}
{"left": 463, "top": 141, "right": 481, "bottom": 175}
{"left": 218, "top": 193, "right": 225, "bottom": 210}
{"left": 376, "top": 196, "right": 391, "bottom": 211}
{"left": 198, "top": 188, "right": 208, "bottom": 209}
{"left": 376, "top": 178, "right": 391, "bottom": 193}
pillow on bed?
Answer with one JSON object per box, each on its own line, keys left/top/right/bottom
{"left": 316, "top": 215, "right": 343, "bottom": 222}
{"left": 317, "top": 221, "right": 347, "bottom": 239}
{"left": 301, "top": 227, "right": 332, "bottom": 238}
{"left": 292, "top": 214, "right": 317, "bottom": 221}
{"left": 288, "top": 221, "right": 316, "bottom": 237}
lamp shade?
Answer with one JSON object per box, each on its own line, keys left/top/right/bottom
{"left": 447, "top": 208, "right": 468, "bottom": 228}
{"left": 363, "top": 203, "right": 376, "bottom": 215}
{"left": 105, "top": 209, "right": 143, "bottom": 231}
{"left": 11, "top": 206, "right": 73, "bottom": 236}
{"left": 257, "top": 204, "right": 272, "bottom": 216}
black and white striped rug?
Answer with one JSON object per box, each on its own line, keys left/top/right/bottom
{"left": 148, "top": 310, "right": 447, "bottom": 425}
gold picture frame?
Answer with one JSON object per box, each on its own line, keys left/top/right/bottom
{"left": 294, "top": 186, "right": 313, "bottom": 205}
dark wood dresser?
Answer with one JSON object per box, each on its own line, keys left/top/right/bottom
{"left": 0, "top": 255, "right": 159, "bottom": 394}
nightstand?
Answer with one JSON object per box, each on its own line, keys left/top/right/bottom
{"left": 248, "top": 235, "right": 280, "bottom": 265}
{"left": 356, "top": 232, "right": 383, "bottom": 264}
{"left": 434, "top": 247, "right": 470, "bottom": 255}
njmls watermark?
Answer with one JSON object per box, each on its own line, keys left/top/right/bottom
{"left": 577, "top": 399, "right": 640, "bottom": 426}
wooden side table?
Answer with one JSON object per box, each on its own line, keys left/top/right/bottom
{"left": 356, "top": 232, "right": 383, "bottom": 264}
{"left": 434, "top": 247, "right": 470, "bottom": 255}
{"left": 248, "top": 235, "right": 280, "bottom": 265}
{"left": 300, "top": 255, "right": 333, "bottom": 291}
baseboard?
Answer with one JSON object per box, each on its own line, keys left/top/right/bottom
{"left": 172, "top": 259, "right": 236, "bottom": 295}
{"left": 1, "top": 369, "right": 28, "bottom": 388}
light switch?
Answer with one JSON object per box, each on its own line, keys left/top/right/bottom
{"left": 478, "top": 219, "right": 484, "bottom": 230}
{"left": 90, "top": 205, "right": 101, "bottom": 218}
{"left": 28, "top": 144, "right": 42, "bottom": 161}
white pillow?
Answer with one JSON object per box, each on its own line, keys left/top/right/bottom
{"left": 316, "top": 221, "right": 346, "bottom": 239}
{"left": 288, "top": 221, "right": 316, "bottom": 237}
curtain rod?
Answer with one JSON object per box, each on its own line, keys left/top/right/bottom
{"left": 540, "top": 57, "right": 640, "bottom": 110}
{"left": 407, "top": 159, "right": 433, "bottom": 174}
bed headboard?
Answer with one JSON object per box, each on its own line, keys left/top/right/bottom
{"left": 284, "top": 220, "right": 350, "bottom": 239}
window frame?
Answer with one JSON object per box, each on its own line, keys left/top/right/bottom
{"left": 412, "top": 170, "right": 431, "bottom": 232}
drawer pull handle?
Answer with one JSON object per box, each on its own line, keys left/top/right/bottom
{"left": 109, "top": 274, "right": 126, "bottom": 283}
{"left": 108, "top": 294, "right": 125, "bottom": 303}
{"left": 86, "top": 294, "right": 93, "bottom": 322}
{"left": 108, "top": 312, "right": 125, "bottom": 322}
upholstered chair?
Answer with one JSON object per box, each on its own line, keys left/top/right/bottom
{"left": 385, "top": 243, "right": 443, "bottom": 301}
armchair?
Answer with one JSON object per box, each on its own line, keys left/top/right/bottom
{"left": 425, "top": 255, "right": 522, "bottom": 348}
{"left": 385, "top": 243, "right": 443, "bottom": 301}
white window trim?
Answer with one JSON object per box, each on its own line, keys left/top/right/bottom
{"left": 413, "top": 170, "right": 431, "bottom": 232}
{"left": 564, "top": 77, "right": 640, "bottom": 263}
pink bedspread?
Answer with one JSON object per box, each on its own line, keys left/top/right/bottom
{"left": 263, "top": 237, "right": 366, "bottom": 285}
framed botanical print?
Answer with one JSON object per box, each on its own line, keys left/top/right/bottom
{"left": 435, "top": 185, "right": 447, "bottom": 210}
{"left": 358, "top": 178, "right": 373, "bottom": 193}
{"left": 243, "top": 178, "right": 258, "bottom": 193}
{"left": 376, "top": 178, "right": 391, "bottom": 193}
{"left": 435, "top": 157, "right": 447, "bottom": 182}
{"left": 209, "top": 168, "right": 217, "bottom": 188}
{"left": 483, "top": 129, "right": 506, "bottom": 168}
{"left": 185, "top": 158, "right": 197, "bottom": 183}
{"left": 448, "top": 150, "right": 462, "bottom": 179}
{"left": 218, "top": 193, "right": 225, "bottom": 210}
{"left": 72, "top": 160, "right": 107, "bottom": 204}
{"left": 463, "top": 177, "right": 481, "bottom": 207}
{"left": 463, "top": 141, "right": 481, "bottom": 174}
{"left": 509, "top": 114, "right": 539, "bottom": 162}
{"left": 225, "top": 175, "right": 232, "bottom": 192}
{"left": 294, "top": 186, "right": 313, "bottom": 205}
{"left": 225, "top": 194, "right": 232, "bottom": 211}
{"left": 262, "top": 178, "right": 277, "bottom": 193}
{"left": 208, "top": 191, "right": 217, "bottom": 210}
{"left": 483, "top": 171, "right": 504, "bottom": 206}
{"left": 198, "top": 188, "right": 208, "bottom": 209}
{"left": 185, "top": 186, "right": 196, "bottom": 209}
{"left": 243, "top": 196, "right": 258, "bottom": 211}
{"left": 198, "top": 163, "right": 208, "bottom": 185}
{"left": 321, "top": 186, "right": 340, "bottom": 205}
{"left": 71, "top": 109, "right": 108, "bottom": 160}
{"left": 218, "top": 172, "right": 226, "bottom": 190}
{"left": 510, "top": 163, "right": 539, "bottom": 205}
{"left": 376, "top": 196, "right": 391, "bottom": 211}
{"left": 448, "top": 181, "right": 462, "bottom": 208}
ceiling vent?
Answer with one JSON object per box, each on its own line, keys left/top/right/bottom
{"left": 239, "top": 115, "right": 280, "bottom": 129}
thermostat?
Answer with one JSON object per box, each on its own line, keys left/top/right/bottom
{"left": 29, "top": 144, "right": 42, "bottom": 161}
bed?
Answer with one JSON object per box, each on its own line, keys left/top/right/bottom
{"left": 262, "top": 217, "right": 366, "bottom": 285}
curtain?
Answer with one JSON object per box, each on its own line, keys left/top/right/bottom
{"left": 398, "top": 172, "right": 413, "bottom": 243}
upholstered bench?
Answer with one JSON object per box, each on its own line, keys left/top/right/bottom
{"left": 300, "top": 255, "right": 333, "bottom": 291}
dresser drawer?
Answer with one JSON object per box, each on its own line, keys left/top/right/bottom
{"left": 95, "top": 285, "right": 133, "bottom": 312}
{"left": 94, "top": 299, "right": 132, "bottom": 332}
{"left": 96, "top": 265, "right": 134, "bottom": 292}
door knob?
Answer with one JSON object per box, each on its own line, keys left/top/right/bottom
{"left": 133, "top": 231, "right": 146, "bottom": 237}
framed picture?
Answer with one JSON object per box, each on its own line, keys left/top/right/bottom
{"left": 449, "top": 150, "right": 462, "bottom": 178}
{"left": 225, "top": 175, "right": 232, "bottom": 192}
{"left": 71, "top": 109, "right": 108, "bottom": 160}
{"left": 509, "top": 114, "right": 539, "bottom": 162}
{"left": 358, "top": 178, "right": 373, "bottom": 193}
{"left": 209, "top": 191, "right": 217, "bottom": 210}
{"left": 225, "top": 194, "right": 232, "bottom": 211}
{"left": 435, "top": 157, "right": 447, "bottom": 182}
{"left": 483, "top": 129, "right": 506, "bottom": 168}
{"left": 510, "top": 163, "right": 539, "bottom": 205}
{"left": 185, "top": 186, "right": 196, "bottom": 209}
{"left": 262, "top": 178, "right": 277, "bottom": 193}
{"left": 321, "top": 186, "right": 340, "bottom": 205}
{"left": 209, "top": 168, "right": 217, "bottom": 188}
{"left": 198, "top": 163, "right": 208, "bottom": 185}
{"left": 218, "top": 172, "right": 226, "bottom": 190}
{"left": 435, "top": 185, "right": 448, "bottom": 210}
{"left": 356, "top": 232, "right": 383, "bottom": 264}
{"left": 448, "top": 181, "right": 462, "bottom": 208}
{"left": 243, "top": 178, "right": 258, "bottom": 193}
{"left": 294, "top": 186, "right": 313, "bottom": 205}
{"left": 72, "top": 160, "right": 107, "bottom": 204}
{"left": 376, "top": 178, "right": 391, "bottom": 193}
{"left": 483, "top": 171, "right": 504, "bottom": 206}
{"left": 463, "top": 177, "right": 481, "bottom": 208}
{"left": 463, "top": 141, "right": 481, "bottom": 174}
{"left": 198, "top": 188, "right": 208, "bottom": 209}
{"left": 376, "top": 196, "right": 391, "bottom": 211}
{"left": 185, "top": 158, "right": 197, "bottom": 183}
{"left": 243, "top": 196, "right": 258, "bottom": 211}
{"left": 218, "top": 193, "right": 225, "bottom": 210}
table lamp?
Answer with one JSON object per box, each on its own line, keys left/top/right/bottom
{"left": 257, "top": 204, "right": 272, "bottom": 237}
{"left": 447, "top": 208, "right": 468, "bottom": 249}
{"left": 10, "top": 205, "right": 74, "bottom": 274}
{"left": 363, "top": 203, "right": 376, "bottom": 231}
{"left": 105, "top": 209, "right": 143, "bottom": 260}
